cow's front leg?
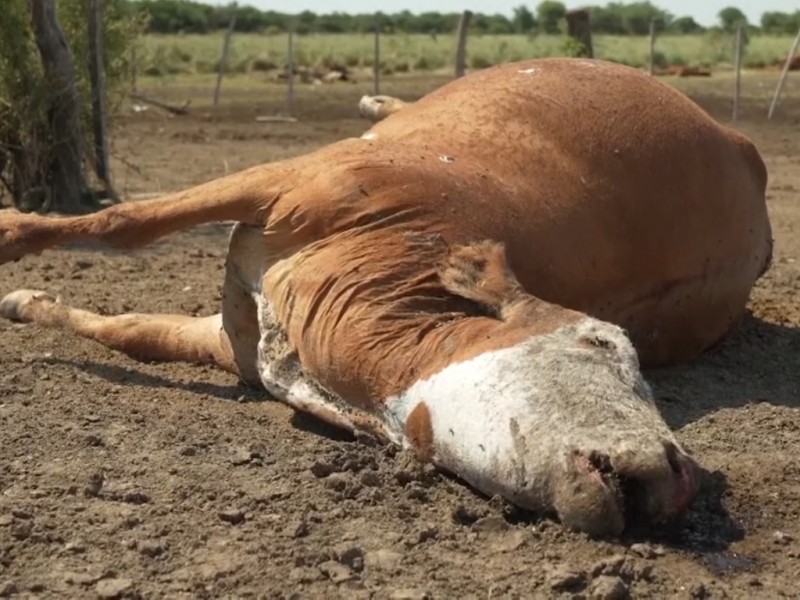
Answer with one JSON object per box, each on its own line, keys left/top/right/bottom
{"left": 0, "top": 226, "right": 268, "bottom": 385}
{"left": 0, "top": 289, "right": 242, "bottom": 376}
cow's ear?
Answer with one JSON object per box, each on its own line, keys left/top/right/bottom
{"left": 438, "top": 240, "right": 522, "bottom": 318}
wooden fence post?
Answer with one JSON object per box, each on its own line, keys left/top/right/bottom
{"left": 87, "top": 0, "right": 115, "bottom": 198}
{"left": 213, "top": 13, "right": 236, "bottom": 107}
{"left": 565, "top": 9, "right": 593, "bottom": 58}
{"left": 732, "top": 24, "right": 744, "bottom": 121}
{"left": 648, "top": 18, "right": 656, "bottom": 75}
{"left": 131, "top": 44, "right": 138, "bottom": 95}
{"left": 374, "top": 17, "right": 381, "bottom": 95}
{"left": 454, "top": 10, "right": 472, "bottom": 78}
{"left": 768, "top": 26, "right": 800, "bottom": 119}
{"left": 286, "top": 27, "right": 295, "bottom": 117}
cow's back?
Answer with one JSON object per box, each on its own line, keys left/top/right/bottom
{"left": 360, "top": 58, "right": 771, "bottom": 364}
{"left": 262, "top": 58, "right": 770, "bottom": 382}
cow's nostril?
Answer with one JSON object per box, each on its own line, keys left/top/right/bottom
{"left": 588, "top": 450, "right": 614, "bottom": 475}
{"left": 661, "top": 441, "right": 698, "bottom": 518}
{"left": 663, "top": 441, "right": 683, "bottom": 475}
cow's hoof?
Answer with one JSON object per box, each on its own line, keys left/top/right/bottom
{"left": 0, "top": 289, "right": 58, "bottom": 322}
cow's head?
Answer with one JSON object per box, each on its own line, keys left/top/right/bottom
{"left": 391, "top": 315, "right": 698, "bottom": 538}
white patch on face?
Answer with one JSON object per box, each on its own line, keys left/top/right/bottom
{"left": 439, "top": 155, "right": 455, "bottom": 163}
{"left": 383, "top": 316, "right": 674, "bottom": 510}
{"left": 518, "top": 67, "right": 538, "bottom": 74}
{"left": 384, "top": 339, "right": 544, "bottom": 498}
{"left": 361, "top": 131, "right": 378, "bottom": 140}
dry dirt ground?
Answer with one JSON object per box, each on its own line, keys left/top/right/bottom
{"left": 1, "top": 69, "right": 799, "bottom": 599}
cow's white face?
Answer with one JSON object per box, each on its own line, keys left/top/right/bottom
{"left": 386, "top": 317, "right": 698, "bottom": 538}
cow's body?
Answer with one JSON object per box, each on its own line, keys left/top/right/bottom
{"left": 0, "top": 59, "right": 770, "bottom": 538}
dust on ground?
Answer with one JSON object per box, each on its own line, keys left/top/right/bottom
{"left": 1, "top": 70, "right": 799, "bottom": 598}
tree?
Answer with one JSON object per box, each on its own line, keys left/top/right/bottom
{"left": 718, "top": 6, "right": 748, "bottom": 32}
{"left": 29, "top": 0, "right": 90, "bottom": 214}
{"left": 670, "top": 15, "right": 704, "bottom": 34}
{"left": 0, "top": 0, "right": 140, "bottom": 213}
{"left": 619, "top": 2, "right": 671, "bottom": 35}
{"left": 590, "top": 5, "right": 625, "bottom": 34}
{"left": 512, "top": 5, "right": 536, "bottom": 33}
{"left": 761, "top": 11, "right": 800, "bottom": 35}
{"left": 536, "top": 1, "right": 566, "bottom": 34}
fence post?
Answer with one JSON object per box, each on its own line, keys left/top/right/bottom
{"left": 87, "top": 0, "right": 115, "bottom": 198}
{"left": 648, "top": 18, "right": 656, "bottom": 75}
{"left": 374, "top": 17, "right": 381, "bottom": 95}
{"left": 454, "top": 10, "right": 472, "bottom": 78}
{"left": 732, "top": 24, "right": 744, "bottom": 122}
{"left": 213, "top": 13, "right": 236, "bottom": 107}
{"left": 286, "top": 27, "right": 295, "bottom": 117}
{"left": 565, "top": 9, "right": 593, "bottom": 58}
{"left": 768, "top": 26, "right": 800, "bottom": 119}
{"left": 131, "top": 44, "right": 138, "bottom": 95}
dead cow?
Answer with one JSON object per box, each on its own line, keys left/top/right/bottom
{"left": 0, "top": 59, "right": 771, "bottom": 538}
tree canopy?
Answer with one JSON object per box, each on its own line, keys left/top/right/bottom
{"left": 123, "top": 1, "right": 788, "bottom": 36}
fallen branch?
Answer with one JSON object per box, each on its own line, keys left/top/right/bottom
{"left": 129, "top": 93, "right": 190, "bottom": 116}
{"left": 255, "top": 115, "right": 298, "bottom": 123}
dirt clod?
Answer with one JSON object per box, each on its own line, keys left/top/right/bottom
{"left": 10, "top": 520, "right": 32, "bottom": 540}
{"left": 388, "top": 590, "right": 430, "bottom": 600}
{"left": 337, "top": 546, "right": 364, "bottom": 572}
{"left": 84, "top": 472, "right": 104, "bottom": 497}
{"left": 548, "top": 567, "right": 586, "bottom": 592}
{"left": 317, "top": 560, "right": 353, "bottom": 583}
{"left": 229, "top": 447, "right": 253, "bottom": 466}
{"left": 95, "top": 578, "right": 134, "bottom": 599}
{"left": 588, "top": 575, "right": 630, "bottom": 600}
{"left": 121, "top": 490, "right": 151, "bottom": 505}
{"left": 364, "top": 549, "right": 403, "bottom": 572}
{"left": 311, "top": 461, "right": 334, "bottom": 478}
{"left": 218, "top": 509, "right": 245, "bottom": 525}
{"left": 471, "top": 516, "right": 510, "bottom": 534}
{"left": 138, "top": 541, "right": 166, "bottom": 558}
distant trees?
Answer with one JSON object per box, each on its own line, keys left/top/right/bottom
{"left": 512, "top": 5, "right": 537, "bottom": 33}
{"left": 761, "top": 11, "right": 800, "bottom": 35}
{"left": 122, "top": 0, "right": 794, "bottom": 37}
{"left": 717, "top": 6, "right": 748, "bottom": 32}
{"left": 670, "top": 16, "right": 703, "bottom": 34}
{"left": 536, "top": 1, "right": 566, "bottom": 34}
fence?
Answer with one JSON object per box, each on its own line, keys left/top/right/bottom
{"left": 129, "top": 17, "right": 800, "bottom": 122}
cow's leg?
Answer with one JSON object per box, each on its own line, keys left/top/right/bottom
{"left": 358, "top": 95, "right": 408, "bottom": 122}
{"left": 0, "top": 289, "right": 243, "bottom": 376}
{"left": 0, "top": 225, "right": 270, "bottom": 385}
{"left": 0, "top": 161, "right": 297, "bottom": 265}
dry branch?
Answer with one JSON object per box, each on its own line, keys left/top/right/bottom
{"left": 129, "top": 93, "right": 190, "bottom": 116}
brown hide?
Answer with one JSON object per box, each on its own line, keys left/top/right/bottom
{"left": 256, "top": 58, "right": 770, "bottom": 406}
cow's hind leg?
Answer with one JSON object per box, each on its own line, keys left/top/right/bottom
{"left": 0, "top": 289, "right": 241, "bottom": 377}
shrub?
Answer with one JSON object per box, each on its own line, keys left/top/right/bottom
{"left": 0, "top": 0, "right": 143, "bottom": 210}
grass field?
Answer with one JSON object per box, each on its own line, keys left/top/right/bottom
{"left": 135, "top": 31, "right": 796, "bottom": 77}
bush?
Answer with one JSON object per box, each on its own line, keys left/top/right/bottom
{"left": 560, "top": 36, "right": 590, "bottom": 58}
{"left": 0, "top": 0, "right": 143, "bottom": 209}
